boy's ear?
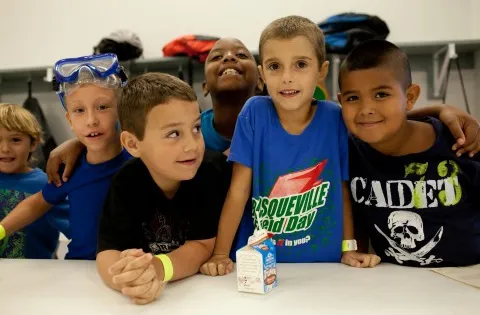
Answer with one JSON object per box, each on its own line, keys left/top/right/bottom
{"left": 406, "top": 84, "right": 421, "bottom": 111}
{"left": 257, "top": 65, "right": 265, "bottom": 82}
{"left": 256, "top": 75, "right": 265, "bottom": 94}
{"left": 202, "top": 81, "right": 209, "bottom": 98}
{"left": 120, "top": 131, "right": 141, "bottom": 158}
{"left": 319, "top": 61, "right": 330, "bottom": 80}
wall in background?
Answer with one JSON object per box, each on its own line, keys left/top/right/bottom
{"left": 474, "top": 1, "right": 480, "bottom": 37}
{"left": 0, "top": 0, "right": 477, "bottom": 69}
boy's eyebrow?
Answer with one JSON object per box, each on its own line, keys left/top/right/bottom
{"left": 8, "top": 132, "right": 26, "bottom": 137}
{"left": 161, "top": 116, "right": 201, "bottom": 129}
{"left": 263, "top": 57, "right": 278, "bottom": 64}
{"left": 372, "top": 85, "right": 393, "bottom": 91}
{"left": 341, "top": 89, "right": 357, "bottom": 95}
{"left": 294, "top": 56, "right": 313, "bottom": 60}
{"left": 263, "top": 56, "right": 313, "bottom": 64}
{"left": 341, "top": 85, "right": 394, "bottom": 95}
{"left": 161, "top": 122, "right": 183, "bottom": 129}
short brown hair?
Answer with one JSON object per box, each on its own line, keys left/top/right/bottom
{"left": 259, "top": 15, "right": 326, "bottom": 68}
{"left": 0, "top": 103, "right": 43, "bottom": 162}
{"left": 119, "top": 73, "right": 197, "bottom": 140}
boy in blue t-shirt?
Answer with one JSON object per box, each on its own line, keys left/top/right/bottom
{"left": 202, "top": 16, "right": 380, "bottom": 277}
{"left": 0, "top": 103, "right": 67, "bottom": 259}
{"left": 340, "top": 40, "right": 480, "bottom": 267}
{"left": 0, "top": 53, "right": 131, "bottom": 260}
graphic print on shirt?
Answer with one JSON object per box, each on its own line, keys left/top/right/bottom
{"left": 351, "top": 160, "right": 463, "bottom": 266}
{"left": 252, "top": 160, "right": 331, "bottom": 248}
{"left": 375, "top": 210, "right": 444, "bottom": 265}
{"left": 0, "top": 189, "right": 27, "bottom": 258}
{"left": 142, "top": 210, "right": 186, "bottom": 255}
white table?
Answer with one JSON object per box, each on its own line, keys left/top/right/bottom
{"left": 0, "top": 259, "right": 478, "bottom": 315}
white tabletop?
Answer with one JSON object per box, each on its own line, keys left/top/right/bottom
{"left": 0, "top": 259, "right": 478, "bottom": 315}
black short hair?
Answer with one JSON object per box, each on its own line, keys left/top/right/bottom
{"left": 339, "top": 40, "right": 411, "bottom": 90}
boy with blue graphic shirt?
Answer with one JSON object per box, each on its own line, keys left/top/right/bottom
{"left": 0, "top": 54, "right": 131, "bottom": 260}
{"left": 201, "top": 16, "right": 381, "bottom": 276}
{"left": 340, "top": 40, "right": 480, "bottom": 267}
{"left": 0, "top": 103, "right": 67, "bottom": 259}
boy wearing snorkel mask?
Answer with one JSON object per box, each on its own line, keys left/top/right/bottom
{"left": 0, "top": 53, "right": 131, "bottom": 260}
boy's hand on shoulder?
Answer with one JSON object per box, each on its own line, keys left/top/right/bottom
{"left": 438, "top": 105, "right": 480, "bottom": 157}
{"left": 109, "top": 249, "right": 165, "bottom": 304}
{"left": 341, "top": 251, "right": 381, "bottom": 268}
{"left": 46, "top": 139, "right": 84, "bottom": 186}
{"left": 200, "top": 254, "right": 234, "bottom": 276}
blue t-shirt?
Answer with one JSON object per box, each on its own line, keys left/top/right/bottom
{"left": 0, "top": 168, "right": 68, "bottom": 259}
{"left": 42, "top": 149, "right": 131, "bottom": 260}
{"left": 201, "top": 109, "right": 231, "bottom": 152}
{"left": 228, "top": 96, "right": 349, "bottom": 263}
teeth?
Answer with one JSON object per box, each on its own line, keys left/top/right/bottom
{"left": 89, "top": 132, "right": 99, "bottom": 137}
{"left": 281, "top": 90, "right": 298, "bottom": 95}
{"left": 222, "top": 68, "right": 239, "bottom": 76}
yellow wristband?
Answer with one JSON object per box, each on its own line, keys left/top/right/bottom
{"left": 0, "top": 225, "right": 5, "bottom": 241}
{"left": 342, "top": 239, "right": 358, "bottom": 252}
{"left": 155, "top": 254, "right": 173, "bottom": 282}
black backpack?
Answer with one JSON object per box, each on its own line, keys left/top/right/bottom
{"left": 318, "top": 13, "right": 390, "bottom": 54}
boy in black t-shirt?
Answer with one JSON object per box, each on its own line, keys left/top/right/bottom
{"left": 96, "top": 73, "right": 230, "bottom": 305}
{"left": 338, "top": 40, "right": 480, "bottom": 268}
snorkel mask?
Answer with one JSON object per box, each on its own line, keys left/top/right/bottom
{"left": 52, "top": 53, "right": 128, "bottom": 108}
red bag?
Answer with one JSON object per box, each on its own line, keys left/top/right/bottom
{"left": 162, "top": 35, "right": 220, "bottom": 62}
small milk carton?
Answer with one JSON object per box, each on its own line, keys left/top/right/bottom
{"left": 236, "top": 229, "right": 278, "bottom": 294}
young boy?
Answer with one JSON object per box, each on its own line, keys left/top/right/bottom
{"left": 202, "top": 15, "right": 381, "bottom": 277}
{"left": 95, "top": 73, "right": 230, "bottom": 304}
{"left": 0, "top": 103, "right": 67, "bottom": 258}
{"left": 201, "top": 37, "right": 263, "bottom": 152}
{"left": 0, "top": 53, "right": 131, "bottom": 260}
{"left": 340, "top": 40, "right": 480, "bottom": 267}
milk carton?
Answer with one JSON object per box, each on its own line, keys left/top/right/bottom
{"left": 236, "top": 229, "right": 278, "bottom": 294}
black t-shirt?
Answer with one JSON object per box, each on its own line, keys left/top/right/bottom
{"left": 349, "top": 118, "right": 480, "bottom": 267}
{"left": 97, "top": 150, "right": 231, "bottom": 255}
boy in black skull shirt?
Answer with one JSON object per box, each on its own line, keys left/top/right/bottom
{"left": 339, "top": 40, "right": 480, "bottom": 268}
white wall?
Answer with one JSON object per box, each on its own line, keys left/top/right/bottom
{"left": 413, "top": 70, "right": 476, "bottom": 116}
{"left": 475, "top": 51, "right": 480, "bottom": 118}
{"left": 0, "top": 0, "right": 477, "bottom": 70}
{"left": 473, "top": 0, "right": 480, "bottom": 37}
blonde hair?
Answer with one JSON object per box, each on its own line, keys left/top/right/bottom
{"left": 259, "top": 15, "right": 326, "bottom": 68}
{"left": 0, "top": 103, "right": 43, "bottom": 161}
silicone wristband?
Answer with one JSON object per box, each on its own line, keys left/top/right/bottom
{"left": 0, "top": 225, "right": 5, "bottom": 241}
{"left": 155, "top": 254, "right": 174, "bottom": 282}
{"left": 342, "top": 239, "right": 358, "bottom": 252}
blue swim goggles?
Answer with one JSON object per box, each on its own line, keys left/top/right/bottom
{"left": 52, "top": 53, "right": 128, "bottom": 107}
